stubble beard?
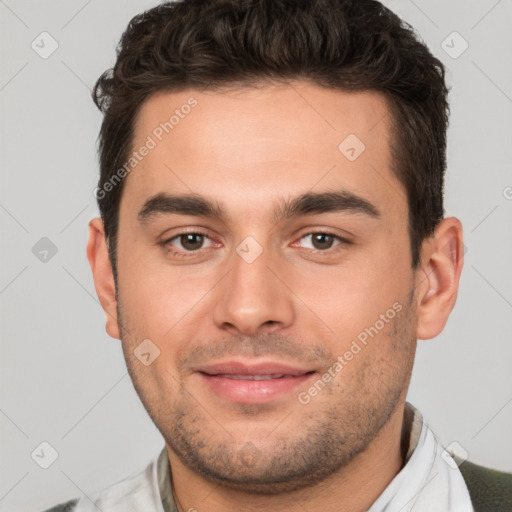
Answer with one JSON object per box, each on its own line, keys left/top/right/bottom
{"left": 117, "top": 293, "right": 417, "bottom": 495}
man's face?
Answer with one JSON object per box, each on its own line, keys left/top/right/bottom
{"left": 115, "top": 82, "right": 418, "bottom": 493}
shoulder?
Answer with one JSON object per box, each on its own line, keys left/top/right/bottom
{"left": 37, "top": 452, "right": 162, "bottom": 512}
{"left": 456, "top": 457, "right": 512, "bottom": 512}
{"left": 40, "top": 498, "right": 79, "bottom": 512}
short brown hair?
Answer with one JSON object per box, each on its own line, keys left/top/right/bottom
{"left": 93, "top": 0, "right": 449, "bottom": 279}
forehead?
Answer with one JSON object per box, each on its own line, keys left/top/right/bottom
{"left": 124, "top": 82, "right": 406, "bottom": 220}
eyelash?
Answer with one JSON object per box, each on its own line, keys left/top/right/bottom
{"left": 292, "top": 232, "right": 351, "bottom": 253}
{"left": 161, "top": 230, "right": 215, "bottom": 258}
{"left": 161, "top": 230, "right": 351, "bottom": 258}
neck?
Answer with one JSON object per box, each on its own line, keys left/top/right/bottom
{"left": 166, "top": 402, "right": 409, "bottom": 512}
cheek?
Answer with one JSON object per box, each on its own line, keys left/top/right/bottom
{"left": 118, "top": 271, "right": 204, "bottom": 337}
{"left": 289, "top": 248, "right": 409, "bottom": 342}
{"left": 116, "top": 239, "right": 221, "bottom": 345}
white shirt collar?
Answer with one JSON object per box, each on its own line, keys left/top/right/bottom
{"left": 367, "top": 402, "right": 474, "bottom": 512}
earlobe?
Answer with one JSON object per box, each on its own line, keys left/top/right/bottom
{"left": 86, "top": 217, "right": 121, "bottom": 340}
{"left": 416, "top": 217, "right": 464, "bottom": 340}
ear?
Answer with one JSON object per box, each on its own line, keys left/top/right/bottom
{"left": 86, "top": 217, "right": 120, "bottom": 340}
{"left": 415, "top": 217, "right": 464, "bottom": 340}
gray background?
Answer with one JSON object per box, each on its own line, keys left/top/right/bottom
{"left": 1, "top": 1, "right": 511, "bottom": 510}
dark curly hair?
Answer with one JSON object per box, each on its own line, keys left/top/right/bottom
{"left": 92, "top": 0, "right": 449, "bottom": 280}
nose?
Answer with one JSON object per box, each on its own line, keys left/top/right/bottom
{"left": 212, "top": 245, "right": 295, "bottom": 337}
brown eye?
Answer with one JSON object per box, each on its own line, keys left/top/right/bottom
{"left": 166, "top": 233, "right": 212, "bottom": 252}
{"left": 311, "top": 233, "right": 335, "bottom": 249}
{"left": 300, "top": 233, "right": 340, "bottom": 250}
{"left": 179, "top": 233, "right": 205, "bottom": 251}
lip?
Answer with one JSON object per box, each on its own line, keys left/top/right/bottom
{"left": 192, "top": 360, "right": 317, "bottom": 404}
{"left": 194, "top": 360, "right": 315, "bottom": 376}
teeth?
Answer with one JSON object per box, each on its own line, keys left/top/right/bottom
{"left": 216, "top": 374, "right": 286, "bottom": 380}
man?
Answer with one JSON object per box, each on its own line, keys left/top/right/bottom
{"left": 42, "top": 0, "right": 511, "bottom": 511}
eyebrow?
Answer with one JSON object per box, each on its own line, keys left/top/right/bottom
{"left": 273, "top": 191, "right": 380, "bottom": 222}
{"left": 138, "top": 193, "right": 225, "bottom": 223}
{"left": 137, "top": 191, "right": 380, "bottom": 224}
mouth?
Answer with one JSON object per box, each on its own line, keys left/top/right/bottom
{"left": 192, "top": 360, "right": 317, "bottom": 404}
{"left": 207, "top": 373, "right": 308, "bottom": 380}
